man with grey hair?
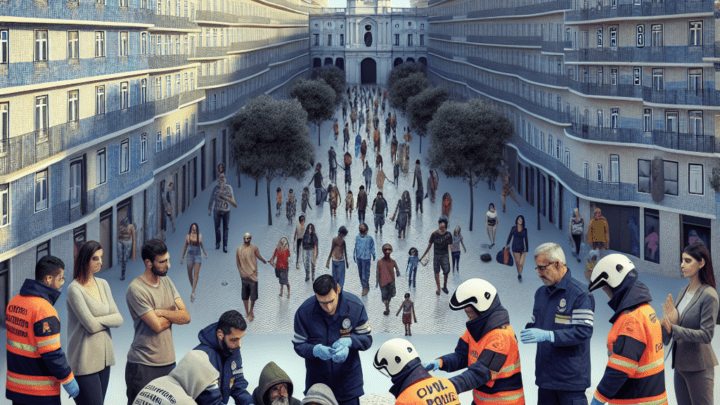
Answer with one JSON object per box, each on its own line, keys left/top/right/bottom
{"left": 520, "top": 242, "right": 595, "bottom": 405}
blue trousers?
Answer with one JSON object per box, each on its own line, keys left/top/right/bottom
{"left": 407, "top": 264, "right": 417, "bottom": 287}
{"left": 332, "top": 260, "right": 346, "bottom": 290}
{"left": 315, "top": 187, "right": 323, "bottom": 205}
{"left": 357, "top": 259, "right": 370, "bottom": 290}
{"left": 213, "top": 210, "right": 230, "bottom": 248}
{"left": 452, "top": 251, "right": 461, "bottom": 272}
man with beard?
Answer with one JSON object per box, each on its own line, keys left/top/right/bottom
{"left": 126, "top": 239, "right": 191, "bottom": 405}
{"left": 195, "top": 310, "right": 253, "bottom": 405}
{"left": 252, "top": 362, "right": 303, "bottom": 405}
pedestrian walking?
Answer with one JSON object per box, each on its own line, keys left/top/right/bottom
{"left": 486, "top": 203, "right": 498, "bottom": 247}
{"left": 286, "top": 189, "right": 297, "bottom": 225}
{"left": 353, "top": 223, "right": 376, "bottom": 296}
{"left": 450, "top": 226, "right": 466, "bottom": 273}
{"left": 371, "top": 191, "right": 388, "bottom": 234}
{"left": 390, "top": 135, "right": 398, "bottom": 164}
{"left": 396, "top": 294, "right": 417, "bottom": 336}
{"left": 357, "top": 185, "right": 368, "bottom": 225}
{"left": 333, "top": 119, "right": 339, "bottom": 141}
{"left": 569, "top": 208, "right": 584, "bottom": 262}
{"left": 375, "top": 167, "right": 392, "bottom": 193}
{"left": 180, "top": 223, "right": 208, "bottom": 303}
{"left": 301, "top": 187, "right": 312, "bottom": 214}
{"left": 377, "top": 244, "right": 401, "bottom": 316}
{"left": 302, "top": 224, "right": 319, "bottom": 282}
{"left": 308, "top": 164, "right": 325, "bottom": 206}
{"left": 345, "top": 190, "right": 354, "bottom": 219}
{"left": 506, "top": 215, "right": 529, "bottom": 281}
{"left": 328, "top": 184, "right": 341, "bottom": 217}
{"left": 441, "top": 192, "right": 452, "bottom": 219}
{"left": 208, "top": 173, "right": 237, "bottom": 253}
{"left": 236, "top": 233, "right": 267, "bottom": 322}
{"left": 343, "top": 152, "right": 352, "bottom": 192}
{"left": 362, "top": 160, "right": 372, "bottom": 192}
{"left": 328, "top": 147, "right": 339, "bottom": 184}
{"left": 343, "top": 123, "right": 350, "bottom": 151}
{"left": 390, "top": 190, "right": 412, "bottom": 239}
{"left": 426, "top": 170, "right": 439, "bottom": 203}
{"left": 293, "top": 215, "right": 306, "bottom": 269}
{"left": 412, "top": 159, "right": 422, "bottom": 191}
{"left": 269, "top": 237, "right": 291, "bottom": 299}
{"left": 117, "top": 215, "right": 136, "bottom": 280}
{"left": 276, "top": 187, "right": 283, "bottom": 217}
{"left": 326, "top": 226, "right": 350, "bottom": 290}
{"left": 406, "top": 248, "right": 419, "bottom": 288}
{"left": 355, "top": 132, "right": 362, "bottom": 158}
{"left": 163, "top": 182, "right": 176, "bottom": 236}
{"left": 587, "top": 207, "right": 609, "bottom": 259}
{"left": 393, "top": 162, "right": 399, "bottom": 187}
{"left": 415, "top": 185, "right": 424, "bottom": 214}
{"left": 420, "top": 217, "right": 453, "bottom": 295}
{"left": 500, "top": 171, "right": 521, "bottom": 212}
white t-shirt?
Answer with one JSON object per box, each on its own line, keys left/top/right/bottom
{"left": 677, "top": 291, "right": 695, "bottom": 317}
{"left": 486, "top": 211, "right": 497, "bottom": 226}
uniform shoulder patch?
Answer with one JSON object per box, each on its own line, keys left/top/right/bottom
{"left": 34, "top": 316, "right": 61, "bottom": 337}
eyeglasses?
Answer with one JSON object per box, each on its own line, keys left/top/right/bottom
{"left": 535, "top": 261, "right": 557, "bottom": 272}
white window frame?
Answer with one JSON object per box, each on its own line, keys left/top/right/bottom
{"left": 636, "top": 24, "right": 644, "bottom": 47}
{"left": 120, "top": 31, "right": 129, "bottom": 56}
{"left": 653, "top": 68, "right": 663, "bottom": 91}
{"left": 35, "top": 30, "right": 48, "bottom": 62}
{"left": 120, "top": 81, "right": 129, "bottom": 110}
{"left": 666, "top": 111, "right": 678, "bottom": 133}
{"left": 156, "top": 131, "right": 162, "bottom": 152}
{"left": 688, "top": 68, "right": 702, "bottom": 91}
{"left": 609, "top": 26, "right": 617, "bottom": 48}
{"left": 689, "top": 21, "right": 702, "bottom": 46}
{"left": 96, "top": 149, "right": 107, "bottom": 185}
{"left": 141, "top": 78, "right": 147, "bottom": 104}
{"left": 68, "top": 31, "right": 79, "bottom": 59}
{"left": 643, "top": 108, "right": 652, "bottom": 132}
{"left": 141, "top": 133, "right": 147, "bottom": 163}
{"left": 0, "top": 30, "right": 7, "bottom": 64}
{"left": 35, "top": 170, "right": 48, "bottom": 212}
{"left": 0, "top": 102, "right": 7, "bottom": 152}
{"left": 141, "top": 32, "right": 148, "bottom": 54}
{"left": 689, "top": 110, "right": 702, "bottom": 136}
{"left": 120, "top": 139, "right": 130, "bottom": 174}
{"left": 0, "top": 183, "right": 9, "bottom": 226}
{"left": 68, "top": 90, "right": 78, "bottom": 122}
{"left": 69, "top": 159, "right": 82, "bottom": 209}
{"left": 610, "top": 108, "right": 619, "bottom": 129}
{"left": 651, "top": 24, "right": 662, "bottom": 47}
{"left": 633, "top": 67, "right": 641, "bottom": 86}
{"left": 610, "top": 68, "right": 618, "bottom": 85}
{"left": 95, "top": 31, "right": 106, "bottom": 57}
{"left": 96, "top": 85, "right": 105, "bottom": 115}
{"left": 584, "top": 162, "right": 590, "bottom": 180}
{"left": 564, "top": 149, "right": 570, "bottom": 168}
{"left": 155, "top": 77, "right": 162, "bottom": 99}
{"left": 596, "top": 163, "right": 603, "bottom": 183}
{"left": 688, "top": 163, "right": 703, "bottom": 195}
{"left": 35, "top": 95, "right": 48, "bottom": 132}
{"left": 609, "top": 155, "right": 619, "bottom": 183}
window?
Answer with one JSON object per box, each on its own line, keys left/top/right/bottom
{"left": 190, "top": 72, "right": 194, "bottom": 89}
{"left": 564, "top": 149, "right": 570, "bottom": 168}
{"left": 583, "top": 162, "right": 590, "bottom": 179}
{"left": 394, "top": 34, "right": 399, "bottom": 46}
{"left": 96, "top": 86, "right": 105, "bottom": 114}
{"left": 35, "top": 170, "right": 48, "bottom": 212}
{"left": 175, "top": 122, "right": 180, "bottom": 142}
{"left": 176, "top": 73, "right": 180, "bottom": 95}
{"left": 420, "top": 34, "right": 424, "bottom": 46}
{"left": 666, "top": 111, "right": 678, "bottom": 133}
{"left": 141, "top": 133, "right": 147, "bottom": 163}
{"left": 120, "top": 32, "right": 129, "bottom": 56}
{"left": 166, "top": 75, "right": 171, "bottom": 97}
{"left": 609, "top": 27, "right": 617, "bottom": 48}
{"left": 35, "top": 96, "right": 48, "bottom": 132}
{"left": 597, "top": 109, "right": 603, "bottom": 127}
{"left": 556, "top": 139, "right": 561, "bottom": 159}
{"left": 0, "top": 102, "right": 7, "bottom": 151}
{"left": 0, "top": 30, "right": 7, "bottom": 64}
{"left": 689, "top": 111, "right": 702, "bottom": 136}
{"left": 540, "top": 131, "right": 545, "bottom": 152}
{"left": 37, "top": 241, "right": 50, "bottom": 261}
{"left": 69, "top": 160, "right": 82, "bottom": 209}
{"left": 596, "top": 28, "right": 602, "bottom": 47}
{"left": 652, "top": 68, "right": 663, "bottom": 90}
{"left": 95, "top": 31, "right": 106, "bottom": 57}
{"left": 689, "top": 164, "right": 703, "bottom": 195}
{"left": 156, "top": 35, "right": 161, "bottom": 55}
{"left": 664, "top": 160, "right": 678, "bottom": 195}
{"left": 157, "top": 0, "right": 162, "bottom": 13}
{"left": 609, "top": 155, "right": 619, "bottom": 183}
{"left": 0, "top": 183, "right": 8, "bottom": 226}
{"left": 141, "top": 79, "right": 147, "bottom": 104}
{"left": 155, "top": 77, "right": 162, "bottom": 99}
{"left": 633, "top": 67, "right": 641, "bottom": 85}
{"left": 156, "top": 131, "right": 162, "bottom": 152}
{"left": 96, "top": 0, "right": 106, "bottom": 4}
{"left": 638, "top": 159, "right": 651, "bottom": 193}
{"left": 688, "top": 68, "right": 702, "bottom": 91}
{"left": 636, "top": 25, "right": 644, "bottom": 47}
{"left": 408, "top": 34, "right": 413, "bottom": 46}
{"left": 120, "top": 81, "right": 129, "bottom": 109}
{"left": 68, "top": 31, "right": 79, "bottom": 59}
{"left": 120, "top": 139, "right": 130, "bottom": 173}
{"left": 547, "top": 134, "right": 553, "bottom": 155}
{"left": 166, "top": 126, "right": 171, "bottom": 147}
{"left": 689, "top": 21, "right": 702, "bottom": 46}
{"left": 68, "top": 90, "right": 78, "bottom": 122}
{"left": 643, "top": 108, "right": 652, "bottom": 132}
{"left": 327, "top": 34, "right": 332, "bottom": 46}
{"left": 651, "top": 24, "right": 662, "bottom": 47}
{"left": 596, "top": 67, "right": 603, "bottom": 85}
{"left": 96, "top": 149, "right": 107, "bottom": 185}
{"left": 610, "top": 68, "right": 618, "bottom": 85}
{"left": 120, "top": 0, "right": 128, "bottom": 6}
{"left": 596, "top": 163, "right": 603, "bottom": 183}
{"left": 610, "top": 108, "right": 619, "bottom": 129}
{"left": 35, "top": 30, "right": 48, "bottom": 61}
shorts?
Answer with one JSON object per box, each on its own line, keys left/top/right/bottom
{"left": 402, "top": 313, "right": 412, "bottom": 325}
{"left": 381, "top": 281, "right": 396, "bottom": 302}
{"left": 433, "top": 254, "right": 450, "bottom": 274}
{"left": 241, "top": 279, "right": 258, "bottom": 301}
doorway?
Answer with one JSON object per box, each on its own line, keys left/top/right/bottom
{"left": 99, "top": 208, "right": 113, "bottom": 272}
{"left": 549, "top": 177, "right": 555, "bottom": 224}
{"left": 361, "top": 58, "right": 377, "bottom": 84}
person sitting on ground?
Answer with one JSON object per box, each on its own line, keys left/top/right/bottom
{"left": 252, "top": 361, "right": 302, "bottom": 405}
{"left": 301, "top": 384, "right": 338, "bottom": 405}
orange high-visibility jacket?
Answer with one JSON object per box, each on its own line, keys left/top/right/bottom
{"left": 6, "top": 279, "right": 74, "bottom": 405}
{"left": 396, "top": 376, "right": 461, "bottom": 405}
{"left": 594, "top": 303, "right": 667, "bottom": 405}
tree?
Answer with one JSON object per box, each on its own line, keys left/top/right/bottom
{"left": 387, "top": 62, "right": 426, "bottom": 90}
{"left": 427, "top": 100, "right": 514, "bottom": 231}
{"left": 388, "top": 72, "right": 429, "bottom": 114}
{"left": 406, "top": 86, "right": 448, "bottom": 154}
{"left": 311, "top": 66, "right": 346, "bottom": 106}
{"left": 229, "top": 95, "right": 315, "bottom": 225}
{"left": 290, "top": 79, "right": 336, "bottom": 146}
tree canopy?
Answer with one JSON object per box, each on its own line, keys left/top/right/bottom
{"left": 406, "top": 86, "right": 448, "bottom": 153}
{"left": 290, "top": 78, "right": 336, "bottom": 145}
{"left": 427, "top": 100, "right": 514, "bottom": 230}
{"left": 229, "top": 94, "right": 315, "bottom": 225}
{"left": 311, "top": 66, "right": 346, "bottom": 106}
{"left": 388, "top": 72, "right": 429, "bottom": 114}
{"left": 387, "top": 62, "right": 426, "bottom": 90}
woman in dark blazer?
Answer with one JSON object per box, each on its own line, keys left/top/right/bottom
{"left": 661, "top": 241, "right": 718, "bottom": 405}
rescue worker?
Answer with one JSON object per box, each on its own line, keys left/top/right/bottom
{"left": 588, "top": 254, "right": 667, "bottom": 405}
{"left": 373, "top": 338, "right": 461, "bottom": 405}
{"left": 292, "top": 275, "right": 373, "bottom": 405}
{"left": 424, "top": 278, "right": 525, "bottom": 405}
{"left": 5, "top": 255, "right": 80, "bottom": 405}
{"left": 521, "top": 242, "right": 595, "bottom": 404}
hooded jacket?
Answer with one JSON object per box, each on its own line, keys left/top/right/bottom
{"left": 594, "top": 271, "right": 667, "bottom": 404}
{"left": 251, "top": 362, "right": 302, "bottom": 405}
{"left": 133, "top": 350, "right": 223, "bottom": 405}
{"left": 194, "top": 322, "right": 253, "bottom": 405}
{"left": 390, "top": 359, "right": 461, "bottom": 405}
{"left": 6, "top": 279, "right": 74, "bottom": 405}
{"left": 438, "top": 297, "right": 524, "bottom": 404}
{"left": 301, "top": 383, "right": 338, "bottom": 405}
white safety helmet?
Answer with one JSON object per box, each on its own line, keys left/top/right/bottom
{"left": 449, "top": 279, "right": 497, "bottom": 313}
{"left": 373, "top": 338, "right": 419, "bottom": 377}
{"left": 588, "top": 254, "right": 635, "bottom": 292}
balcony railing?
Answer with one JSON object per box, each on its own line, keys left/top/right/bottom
{"left": 466, "top": 56, "right": 571, "bottom": 87}
{"left": 313, "top": 7, "right": 427, "bottom": 15}
{"left": 641, "top": 87, "right": 720, "bottom": 107}
{"left": 192, "top": 45, "right": 231, "bottom": 58}
{"left": 0, "top": 1, "right": 153, "bottom": 24}
{"left": 197, "top": 63, "right": 269, "bottom": 88}
{"left": 467, "top": 35, "right": 543, "bottom": 47}
{"left": 154, "top": 132, "right": 205, "bottom": 169}
{"left": 564, "top": 45, "right": 713, "bottom": 64}
{"left": 179, "top": 89, "right": 206, "bottom": 106}
{"left": 566, "top": 124, "right": 717, "bottom": 153}
{"left": 566, "top": 0, "right": 712, "bottom": 21}
{"left": 148, "top": 54, "right": 191, "bottom": 70}
{"left": 229, "top": 33, "right": 308, "bottom": 52}
{"left": 152, "top": 14, "right": 199, "bottom": 30}
{"left": 568, "top": 81, "right": 642, "bottom": 98}
{"left": 195, "top": 10, "right": 272, "bottom": 24}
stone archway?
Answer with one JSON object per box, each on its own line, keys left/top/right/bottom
{"left": 361, "top": 58, "right": 377, "bottom": 84}
{"left": 419, "top": 57, "right": 427, "bottom": 65}
{"left": 335, "top": 58, "right": 345, "bottom": 71}
{"left": 324, "top": 57, "right": 333, "bottom": 66}
{"left": 394, "top": 58, "right": 403, "bottom": 67}
{"left": 313, "top": 58, "right": 321, "bottom": 68}
{"left": 406, "top": 57, "right": 415, "bottom": 63}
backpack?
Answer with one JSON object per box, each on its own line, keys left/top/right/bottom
{"left": 481, "top": 253, "right": 492, "bottom": 262}
{"left": 496, "top": 247, "right": 514, "bottom": 266}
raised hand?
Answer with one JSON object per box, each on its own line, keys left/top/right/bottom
{"left": 662, "top": 294, "right": 678, "bottom": 324}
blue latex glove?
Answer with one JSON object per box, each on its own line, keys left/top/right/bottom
{"left": 424, "top": 360, "right": 440, "bottom": 372}
{"left": 520, "top": 328, "right": 554, "bottom": 344}
{"left": 332, "top": 337, "right": 352, "bottom": 350}
{"left": 63, "top": 379, "right": 80, "bottom": 399}
{"left": 331, "top": 344, "right": 349, "bottom": 363}
{"left": 590, "top": 397, "right": 604, "bottom": 405}
{"left": 313, "top": 344, "right": 334, "bottom": 361}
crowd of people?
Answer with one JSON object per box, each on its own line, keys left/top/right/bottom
{"left": 5, "top": 85, "right": 718, "bottom": 405}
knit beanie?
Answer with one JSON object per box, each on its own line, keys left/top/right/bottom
{"left": 301, "top": 383, "right": 338, "bottom": 405}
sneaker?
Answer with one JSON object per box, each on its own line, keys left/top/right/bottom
{"left": 518, "top": 274, "right": 523, "bottom": 281}
{"left": 442, "top": 287, "right": 449, "bottom": 294}
{"left": 191, "top": 292, "right": 195, "bottom": 303}
{"left": 577, "top": 257, "right": 581, "bottom": 263}
{"left": 120, "top": 275, "right": 125, "bottom": 281}
{"left": 305, "top": 276, "right": 310, "bottom": 282}
{"left": 223, "top": 247, "right": 228, "bottom": 253}
{"left": 362, "top": 287, "right": 369, "bottom": 296}
{"left": 383, "top": 310, "right": 390, "bottom": 316}
{"left": 216, "top": 243, "right": 220, "bottom": 250}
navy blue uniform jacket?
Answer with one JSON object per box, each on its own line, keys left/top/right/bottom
{"left": 293, "top": 291, "right": 372, "bottom": 401}
{"left": 195, "top": 322, "right": 253, "bottom": 405}
{"left": 525, "top": 269, "right": 595, "bottom": 391}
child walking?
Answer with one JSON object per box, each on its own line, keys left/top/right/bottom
{"left": 406, "top": 247, "right": 419, "bottom": 288}
{"left": 269, "top": 237, "right": 291, "bottom": 298}
{"left": 345, "top": 190, "right": 354, "bottom": 218}
{"left": 396, "top": 293, "right": 417, "bottom": 336}
{"left": 451, "top": 226, "right": 467, "bottom": 272}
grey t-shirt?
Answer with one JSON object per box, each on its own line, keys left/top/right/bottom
{"left": 126, "top": 276, "right": 180, "bottom": 366}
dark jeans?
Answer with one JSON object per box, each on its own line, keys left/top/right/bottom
{"left": 572, "top": 234, "right": 582, "bottom": 255}
{"left": 315, "top": 187, "right": 323, "bottom": 205}
{"left": 214, "top": 210, "right": 230, "bottom": 248}
{"left": 296, "top": 239, "right": 303, "bottom": 265}
{"left": 358, "top": 209, "right": 366, "bottom": 224}
{"left": 74, "top": 366, "right": 111, "bottom": 405}
{"left": 537, "top": 388, "right": 588, "bottom": 405}
{"left": 451, "top": 251, "right": 461, "bottom": 271}
{"left": 332, "top": 260, "right": 346, "bottom": 290}
{"left": 125, "top": 362, "right": 176, "bottom": 405}
{"left": 357, "top": 259, "right": 371, "bottom": 290}
{"left": 338, "top": 397, "right": 360, "bottom": 405}
{"left": 329, "top": 166, "right": 337, "bottom": 183}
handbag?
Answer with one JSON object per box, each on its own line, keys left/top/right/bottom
{"left": 496, "top": 247, "right": 514, "bottom": 266}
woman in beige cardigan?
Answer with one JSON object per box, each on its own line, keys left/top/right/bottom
{"left": 661, "top": 241, "right": 718, "bottom": 405}
{"left": 67, "top": 241, "right": 124, "bottom": 405}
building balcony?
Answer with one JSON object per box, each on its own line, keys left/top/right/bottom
{"left": 564, "top": 45, "right": 713, "bottom": 64}
{"left": 0, "top": 1, "right": 153, "bottom": 25}
{"left": 641, "top": 87, "right": 720, "bottom": 107}
{"left": 148, "top": 54, "right": 191, "bottom": 70}
{"left": 566, "top": 124, "right": 716, "bottom": 153}
{"left": 467, "top": 35, "right": 543, "bottom": 47}
{"left": 197, "top": 63, "right": 269, "bottom": 88}
{"left": 229, "top": 33, "right": 308, "bottom": 52}
{"left": 151, "top": 14, "right": 199, "bottom": 30}
{"left": 565, "top": 0, "right": 712, "bottom": 22}
{"left": 567, "top": 81, "right": 642, "bottom": 98}
{"left": 154, "top": 131, "right": 205, "bottom": 169}
{"left": 0, "top": 57, "right": 147, "bottom": 89}
{"left": 192, "top": 45, "right": 232, "bottom": 58}
{"left": 261, "top": 0, "right": 314, "bottom": 13}
{"left": 466, "top": 56, "right": 571, "bottom": 87}
{"left": 428, "top": 32, "right": 451, "bottom": 41}
{"left": 195, "top": 10, "right": 272, "bottom": 24}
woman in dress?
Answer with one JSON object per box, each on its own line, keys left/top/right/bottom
{"left": 302, "top": 223, "right": 319, "bottom": 282}
{"left": 269, "top": 237, "right": 291, "bottom": 299}
{"left": 486, "top": 203, "right": 498, "bottom": 247}
{"left": 506, "top": 215, "right": 528, "bottom": 281}
{"left": 661, "top": 242, "right": 718, "bottom": 405}
{"left": 390, "top": 190, "right": 412, "bottom": 239}
{"left": 180, "top": 223, "right": 208, "bottom": 303}
{"left": 67, "top": 241, "right": 124, "bottom": 405}
{"left": 286, "top": 188, "right": 296, "bottom": 225}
